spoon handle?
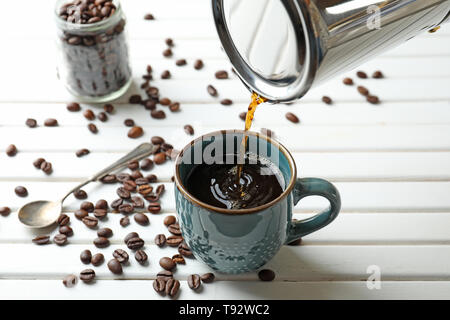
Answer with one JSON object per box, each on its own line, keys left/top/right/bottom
{"left": 61, "top": 143, "right": 157, "bottom": 202}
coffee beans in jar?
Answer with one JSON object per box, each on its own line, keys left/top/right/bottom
{"left": 54, "top": 0, "right": 132, "bottom": 102}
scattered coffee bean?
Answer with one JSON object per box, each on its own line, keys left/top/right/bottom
{"left": 166, "top": 235, "right": 183, "bottom": 247}
{"left": 155, "top": 234, "right": 166, "bottom": 247}
{"left": 95, "top": 199, "right": 108, "bottom": 210}
{"left": 367, "top": 95, "right": 380, "bottom": 104}
{"left": 128, "top": 126, "right": 144, "bottom": 139}
{"left": 161, "top": 70, "right": 171, "bottom": 79}
{"left": 134, "top": 213, "right": 149, "bottom": 226}
{"left": 169, "top": 102, "right": 180, "bottom": 112}
{"left": 119, "top": 203, "right": 134, "bottom": 214}
{"left": 151, "top": 136, "right": 165, "bottom": 145}
{"left": 160, "top": 98, "right": 171, "bottom": 106}
{"left": 153, "top": 152, "right": 166, "bottom": 165}
{"left": 146, "top": 174, "right": 157, "bottom": 183}
{"left": 129, "top": 94, "right": 142, "bottom": 104}
{"left": 82, "top": 216, "right": 98, "bottom": 228}
{"left": 200, "top": 273, "right": 215, "bottom": 283}
{"left": 120, "top": 216, "right": 130, "bottom": 227}
{"left": 163, "top": 48, "right": 173, "bottom": 57}
{"left": 76, "top": 148, "right": 90, "bottom": 157}
{"left": 160, "top": 257, "right": 176, "bottom": 271}
{"left": 239, "top": 112, "right": 247, "bottom": 121}
{"left": 97, "top": 227, "right": 113, "bottom": 238}
{"left": 372, "top": 70, "right": 384, "bottom": 79}
{"left": 178, "top": 242, "right": 193, "bottom": 257}
{"left": 93, "top": 237, "right": 110, "bottom": 248}
{"left": 322, "top": 96, "right": 333, "bottom": 105}
{"left": 153, "top": 278, "right": 166, "bottom": 293}
{"left": 165, "top": 279, "right": 180, "bottom": 297}
{"left": 63, "top": 274, "right": 77, "bottom": 288}
{"left": 285, "top": 112, "right": 299, "bottom": 124}
{"left": 148, "top": 202, "right": 161, "bottom": 214}
{"left": 135, "top": 250, "right": 148, "bottom": 264}
{"left": 0, "top": 206, "right": 11, "bottom": 217}
{"left": 14, "top": 186, "right": 28, "bottom": 197}
{"left": 113, "top": 249, "right": 129, "bottom": 263}
{"left": 124, "top": 119, "right": 135, "bottom": 127}
{"left": 258, "top": 269, "right": 276, "bottom": 281}
{"left": 165, "top": 38, "right": 174, "bottom": 47}
{"left": 101, "top": 174, "right": 118, "bottom": 184}
{"left": 151, "top": 110, "right": 166, "bottom": 119}
{"left": 80, "top": 201, "right": 94, "bottom": 212}
{"left": 124, "top": 232, "right": 139, "bottom": 244}
{"left": 194, "top": 59, "right": 204, "bottom": 70}
{"left": 80, "top": 269, "right": 95, "bottom": 283}
{"left": 164, "top": 215, "right": 176, "bottom": 226}
{"left": 73, "top": 189, "right": 87, "bottom": 200}
{"left": 126, "top": 237, "right": 145, "bottom": 250}
{"left": 184, "top": 124, "right": 194, "bottom": 135}
{"left": 343, "top": 77, "right": 353, "bottom": 85}
{"left": 220, "top": 99, "right": 233, "bottom": 106}
{"left": 59, "top": 225, "right": 73, "bottom": 237}
{"left": 83, "top": 109, "right": 95, "bottom": 121}
{"left": 44, "top": 118, "right": 58, "bottom": 127}
{"left": 26, "top": 118, "right": 37, "bottom": 128}
{"left": 207, "top": 85, "right": 218, "bottom": 97}
{"left": 6, "top": 144, "right": 17, "bottom": 157}
{"left": 32, "top": 235, "right": 50, "bottom": 245}
{"left": 67, "top": 102, "right": 81, "bottom": 112}
{"left": 140, "top": 158, "right": 154, "bottom": 171}
{"left": 356, "top": 71, "right": 368, "bottom": 79}
{"left": 172, "top": 254, "right": 185, "bottom": 265}
{"left": 98, "top": 112, "right": 108, "bottom": 122}
{"left": 93, "top": 210, "right": 107, "bottom": 221}
{"left": 54, "top": 234, "right": 68, "bottom": 246}
{"left": 176, "top": 59, "right": 187, "bottom": 66}
{"left": 40, "top": 161, "right": 53, "bottom": 175}
{"left": 168, "top": 223, "right": 181, "bottom": 236}
{"left": 104, "top": 104, "right": 114, "bottom": 114}
{"left": 144, "top": 13, "right": 154, "bottom": 20}
{"left": 91, "top": 253, "right": 104, "bottom": 266}
{"left": 123, "top": 179, "right": 137, "bottom": 192}
{"left": 131, "top": 170, "right": 143, "bottom": 180}
{"left": 33, "top": 158, "right": 45, "bottom": 169}
{"left": 357, "top": 86, "right": 369, "bottom": 96}
{"left": 188, "top": 274, "right": 201, "bottom": 290}
{"left": 117, "top": 187, "right": 131, "bottom": 199}
{"left": 215, "top": 70, "right": 228, "bottom": 79}
{"left": 88, "top": 123, "right": 98, "bottom": 134}
{"left": 57, "top": 214, "right": 70, "bottom": 226}
{"left": 157, "top": 270, "right": 173, "bottom": 281}
{"left": 80, "top": 250, "right": 92, "bottom": 264}
{"left": 75, "top": 209, "right": 89, "bottom": 220}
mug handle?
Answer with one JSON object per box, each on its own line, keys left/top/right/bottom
{"left": 286, "top": 178, "right": 341, "bottom": 244}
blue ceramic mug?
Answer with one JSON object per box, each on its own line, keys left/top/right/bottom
{"left": 174, "top": 130, "right": 341, "bottom": 274}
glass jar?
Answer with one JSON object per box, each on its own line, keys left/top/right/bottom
{"left": 54, "top": 0, "right": 132, "bottom": 102}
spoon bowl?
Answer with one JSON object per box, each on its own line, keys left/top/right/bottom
{"left": 18, "top": 201, "right": 62, "bottom": 228}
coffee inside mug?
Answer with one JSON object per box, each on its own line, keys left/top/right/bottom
{"left": 175, "top": 130, "right": 296, "bottom": 214}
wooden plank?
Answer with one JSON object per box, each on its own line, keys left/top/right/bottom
{"left": 0, "top": 280, "right": 449, "bottom": 300}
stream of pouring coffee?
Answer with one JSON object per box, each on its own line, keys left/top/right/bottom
{"left": 237, "top": 92, "right": 267, "bottom": 186}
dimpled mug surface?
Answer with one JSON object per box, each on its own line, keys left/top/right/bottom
{"left": 174, "top": 130, "right": 340, "bottom": 274}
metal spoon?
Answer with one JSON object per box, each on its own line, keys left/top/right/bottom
{"left": 18, "top": 143, "right": 157, "bottom": 228}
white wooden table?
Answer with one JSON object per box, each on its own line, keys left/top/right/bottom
{"left": 1, "top": 0, "right": 450, "bottom": 300}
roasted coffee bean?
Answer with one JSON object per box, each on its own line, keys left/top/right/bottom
{"left": 131, "top": 170, "right": 143, "bottom": 180}
{"left": 104, "top": 104, "right": 114, "bottom": 114}
{"left": 91, "top": 253, "right": 104, "bottom": 266}
{"left": 153, "top": 278, "right": 166, "bottom": 293}
{"left": 97, "top": 227, "right": 113, "bottom": 238}
{"left": 59, "top": 225, "right": 73, "bottom": 237}
{"left": 153, "top": 152, "right": 167, "bottom": 165}
{"left": 73, "top": 190, "right": 87, "bottom": 200}
{"left": 138, "top": 184, "right": 153, "bottom": 196}
{"left": 168, "top": 223, "right": 181, "bottom": 236}
{"left": 165, "top": 38, "right": 174, "bottom": 47}
{"left": 144, "top": 99, "right": 157, "bottom": 110}
{"left": 200, "top": 273, "right": 215, "bottom": 283}
{"left": 194, "top": 59, "right": 204, "bottom": 70}
{"left": 147, "top": 86, "right": 159, "bottom": 99}
{"left": 6, "top": 144, "right": 17, "bottom": 157}
{"left": 140, "top": 158, "right": 154, "bottom": 171}
{"left": 111, "top": 198, "right": 123, "bottom": 210}
{"left": 33, "top": 158, "right": 45, "bottom": 169}
{"left": 258, "top": 269, "right": 276, "bottom": 281}
{"left": 367, "top": 95, "right": 380, "bottom": 104}
{"left": 26, "top": 118, "right": 37, "bottom": 128}
{"left": 123, "top": 180, "right": 137, "bottom": 192}
{"left": 117, "top": 173, "right": 132, "bottom": 182}
{"left": 80, "top": 269, "right": 95, "bottom": 283}
{"left": 155, "top": 234, "right": 166, "bottom": 247}
{"left": 94, "top": 237, "right": 110, "bottom": 248}
{"left": 80, "top": 250, "right": 92, "bottom": 264}
{"left": 94, "top": 199, "right": 108, "bottom": 210}
{"left": 372, "top": 70, "right": 384, "bottom": 79}
{"left": 159, "top": 257, "right": 176, "bottom": 271}
{"left": 285, "top": 112, "right": 300, "bottom": 124}
{"left": 126, "top": 237, "right": 144, "bottom": 250}
{"left": 120, "top": 216, "right": 130, "bottom": 227}
{"left": 288, "top": 238, "right": 302, "bottom": 246}
{"left": 178, "top": 242, "right": 193, "bottom": 257}
{"left": 167, "top": 235, "right": 183, "bottom": 247}
{"left": 356, "top": 71, "right": 368, "bottom": 79}
{"left": 15, "top": 186, "right": 28, "bottom": 197}
{"left": 119, "top": 203, "right": 134, "bottom": 214}
{"left": 101, "top": 174, "right": 117, "bottom": 184}
{"left": 322, "top": 96, "right": 333, "bottom": 105}
{"left": 40, "top": 161, "right": 53, "bottom": 175}
{"left": 129, "top": 94, "right": 142, "bottom": 104}
{"left": 156, "top": 184, "right": 165, "bottom": 195}
{"left": 160, "top": 98, "right": 171, "bottom": 106}
{"left": 161, "top": 70, "right": 171, "bottom": 79}
{"left": 151, "top": 109, "right": 166, "bottom": 119}
{"left": 220, "top": 99, "right": 233, "bottom": 106}
{"left": 184, "top": 124, "right": 194, "bottom": 135}
{"left": 75, "top": 209, "right": 89, "bottom": 220}
{"left": 157, "top": 270, "right": 173, "bottom": 282}
{"left": 148, "top": 202, "right": 161, "bottom": 214}
{"left": 169, "top": 102, "right": 180, "bottom": 112}
{"left": 207, "top": 85, "right": 218, "bottom": 97}
{"left": 239, "top": 112, "right": 247, "bottom": 121}
{"left": 144, "top": 13, "right": 154, "bottom": 20}
{"left": 135, "top": 250, "right": 148, "bottom": 264}
{"left": 0, "top": 206, "right": 11, "bottom": 217}
{"left": 44, "top": 118, "right": 58, "bottom": 127}
{"left": 188, "top": 274, "right": 201, "bottom": 290}
{"left": 162, "top": 48, "right": 173, "bottom": 57}
{"left": 32, "top": 235, "right": 50, "bottom": 245}
{"left": 135, "top": 177, "right": 149, "bottom": 185}
{"left": 80, "top": 201, "right": 94, "bottom": 212}
{"left": 146, "top": 174, "right": 158, "bottom": 183}
{"left": 63, "top": 274, "right": 77, "bottom": 288}
{"left": 134, "top": 213, "right": 149, "bottom": 226}
{"left": 164, "top": 215, "right": 176, "bottom": 226}
{"left": 113, "top": 249, "right": 129, "bottom": 263}
{"left": 57, "top": 213, "right": 70, "bottom": 226}
{"left": 117, "top": 187, "right": 131, "bottom": 199}
{"left": 357, "top": 86, "right": 369, "bottom": 96}
{"left": 172, "top": 254, "right": 185, "bottom": 265}
{"left": 128, "top": 126, "right": 144, "bottom": 139}
{"left": 82, "top": 216, "right": 98, "bottom": 228}
{"left": 67, "top": 102, "right": 81, "bottom": 112}
{"left": 124, "top": 232, "right": 139, "bottom": 244}
{"left": 151, "top": 136, "right": 165, "bottom": 145}
{"left": 165, "top": 279, "right": 180, "bottom": 297}
{"left": 54, "top": 234, "right": 68, "bottom": 246}
{"left": 176, "top": 59, "right": 187, "bottom": 66}
{"left": 88, "top": 123, "right": 98, "bottom": 134}
{"left": 215, "top": 70, "right": 229, "bottom": 79}
{"left": 343, "top": 77, "right": 354, "bottom": 85}
{"left": 83, "top": 109, "right": 95, "bottom": 120}
{"left": 97, "top": 112, "right": 108, "bottom": 122}
{"left": 127, "top": 160, "right": 139, "bottom": 171}
{"left": 76, "top": 148, "right": 90, "bottom": 157}
{"left": 124, "top": 119, "right": 135, "bottom": 127}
